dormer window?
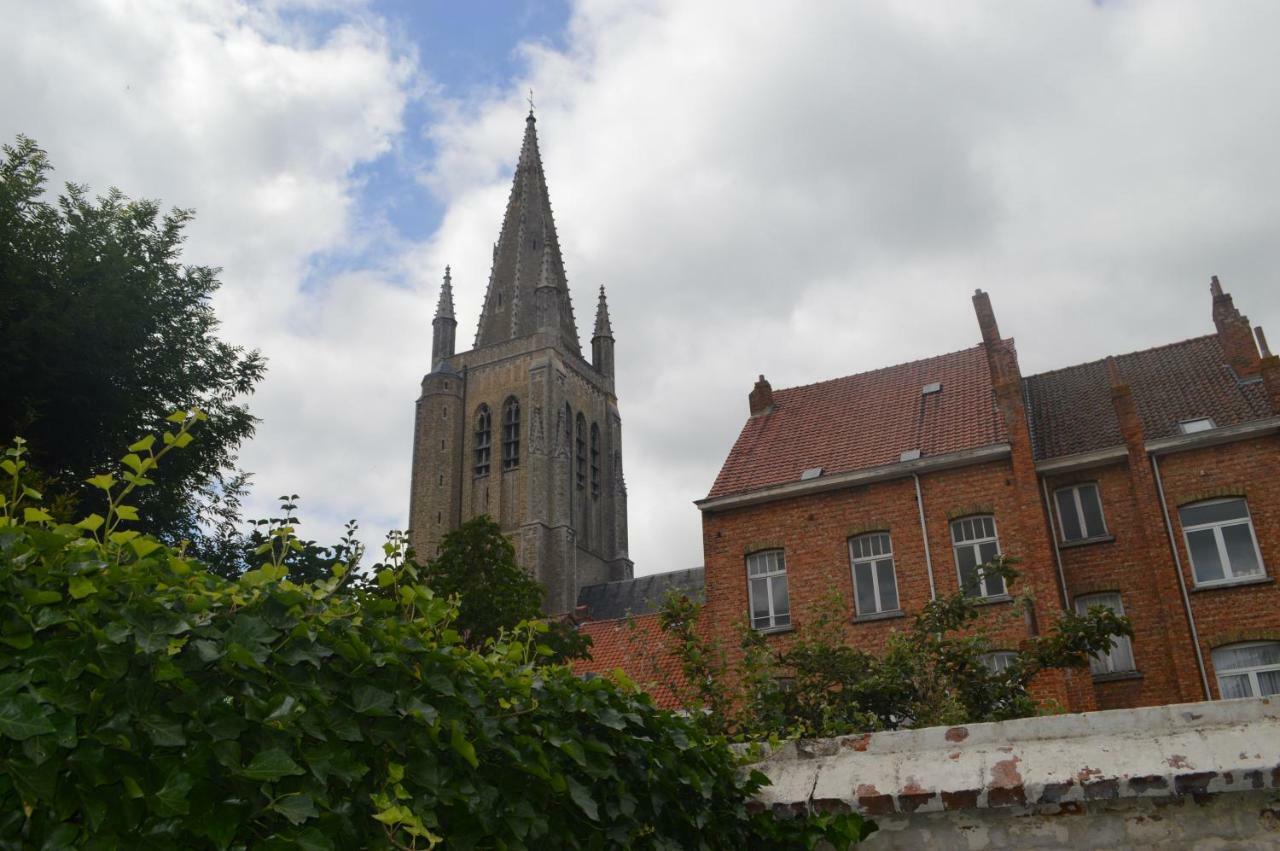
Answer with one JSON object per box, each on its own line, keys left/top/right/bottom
{"left": 1179, "top": 418, "right": 1215, "bottom": 434}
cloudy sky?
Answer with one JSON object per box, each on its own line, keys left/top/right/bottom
{"left": 3, "top": 0, "right": 1277, "bottom": 576}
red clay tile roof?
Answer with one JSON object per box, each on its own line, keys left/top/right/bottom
{"left": 706, "top": 344, "right": 1007, "bottom": 500}
{"left": 572, "top": 614, "right": 688, "bottom": 710}
{"left": 1022, "top": 335, "right": 1272, "bottom": 460}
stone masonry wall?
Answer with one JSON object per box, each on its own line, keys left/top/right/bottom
{"left": 746, "top": 697, "right": 1280, "bottom": 850}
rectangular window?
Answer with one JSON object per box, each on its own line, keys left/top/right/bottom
{"left": 1212, "top": 642, "right": 1280, "bottom": 699}
{"left": 950, "top": 516, "right": 1006, "bottom": 598}
{"left": 982, "top": 651, "right": 1018, "bottom": 674}
{"left": 1073, "top": 593, "right": 1135, "bottom": 676}
{"left": 747, "top": 550, "right": 790, "bottom": 631}
{"left": 1054, "top": 483, "right": 1107, "bottom": 542}
{"left": 849, "top": 533, "right": 899, "bottom": 616}
{"left": 1179, "top": 498, "right": 1265, "bottom": 586}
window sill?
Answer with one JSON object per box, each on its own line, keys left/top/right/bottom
{"left": 754, "top": 624, "right": 794, "bottom": 636}
{"left": 853, "top": 610, "right": 906, "bottom": 624}
{"left": 1058, "top": 535, "right": 1116, "bottom": 550}
{"left": 1092, "top": 670, "right": 1143, "bottom": 684}
{"left": 1190, "top": 575, "right": 1274, "bottom": 593}
{"left": 970, "top": 593, "right": 1015, "bottom": 607}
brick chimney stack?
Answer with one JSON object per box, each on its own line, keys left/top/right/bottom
{"left": 749, "top": 375, "right": 774, "bottom": 416}
{"left": 1256, "top": 326, "right": 1280, "bottom": 414}
{"left": 1210, "top": 276, "right": 1261, "bottom": 378}
{"left": 972, "top": 289, "right": 1001, "bottom": 347}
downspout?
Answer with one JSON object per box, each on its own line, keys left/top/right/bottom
{"left": 913, "top": 474, "right": 937, "bottom": 600}
{"left": 1151, "top": 454, "right": 1212, "bottom": 700}
{"left": 1039, "top": 477, "right": 1071, "bottom": 608}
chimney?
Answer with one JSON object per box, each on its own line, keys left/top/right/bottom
{"left": 1257, "top": 326, "right": 1280, "bottom": 414}
{"left": 972, "top": 289, "right": 1001, "bottom": 347}
{"left": 1107, "top": 357, "right": 1145, "bottom": 448}
{"left": 1210, "top": 276, "right": 1261, "bottom": 378}
{"left": 749, "top": 375, "right": 774, "bottom": 416}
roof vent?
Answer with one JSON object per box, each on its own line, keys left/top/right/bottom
{"left": 900, "top": 449, "right": 922, "bottom": 462}
{"left": 921, "top": 382, "right": 942, "bottom": 395}
{"left": 800, "top": 467, "right": 823, "bottom": 481}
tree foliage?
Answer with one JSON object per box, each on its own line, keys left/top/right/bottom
{"left": 0, "top": 425, "right": 872, "bottom": 849}
{"left": 0, "top": 136, "right": 264, "bottom": 554}
{"left": 424, "top": 516, "right": 591, "bottom": 662}
{"left": 657, "top": 557, "right": 1132, "bottom": 739}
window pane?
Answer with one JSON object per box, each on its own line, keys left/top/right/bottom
{"left": 876, "top": 559, "right": 898, "bottom": 611}
{"left": 1258, "top": 670, "right": 1280, "bottom": 698}
{"left": 1109, "top": 636, "right": 1135, "bottom": 673}
{"left": 1214, "top": 643, "right": 1280, "bottom": 671}
{"left": 750, "top": 577, "right": 769, "bottom": 626}
{"left": 1221, "top": 524, "right": 1261, "bottom": 576}
{"left": 956, "top": 545, "right": 980, "bottom": 596}
{"left": 1079, "top": 486, "right": 1106, "bottom": 538}
{"left": 981, "top": 517, "right": 996, "bottom": 539}
{"left": 1186, "top": 529, "right": 1225, "bottom": 582}
{"left": 1056, "top": 489, "right": 1083, "bottom": 541}
{"left": 770, "top": 575, "right": 790, "bottom": 620}
{"left": 978, "top": 541, "right": 999, "bottom": 566}
{"left": 983, "top": 569, "right": 1006, "bottom": 597}
{"left": 854, "top": 562, "right": 877, "bottom": 614}
{"left": 1180, "top": 499, "right": 1248, "bottom": 528}
{"left": 1218, "top": 674, "right": 1254, "bottom": 699}
{"left": 851, "top": 537, "right": 866, "bottom": 560}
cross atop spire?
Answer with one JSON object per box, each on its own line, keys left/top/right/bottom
{"left": 474, "top": 112, "right": 580, "bottom": 354}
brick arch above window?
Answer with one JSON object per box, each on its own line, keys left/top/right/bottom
{"left": 946, "top": 504, "right": 996, "bottom": 521}
{"left": 1207, "top": 628, "right": 1280, "bottom": 649}
{"left": 1175, "top": 487, "right": 1248, "bottom": 508}
{"left": 845, "top": 521, "right": 892, "bottom": 538}
{"left": 742, "top": 541, "right": 786, "bottom": 556}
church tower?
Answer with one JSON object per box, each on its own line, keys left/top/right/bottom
{"left": 408, "top": 111, "right": 633, "bottom": 613}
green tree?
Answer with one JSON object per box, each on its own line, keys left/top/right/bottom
{"left": 657, "top": 556, "right": 1132, "bottom": 739}
{"left": 0, "top": 428, "right": 873, "bottom": 849}
{"left": 424, "top": 515, "right": 591, "bottom": 661}
{"left": 0, "top": 136, "right": 265, "bottom": 556}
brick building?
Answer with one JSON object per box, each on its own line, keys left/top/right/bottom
{"left": 576, "top": 280, "right": 1280, "bottom": 711}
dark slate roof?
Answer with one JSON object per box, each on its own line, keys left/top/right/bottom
{"left": 707, "top": 345, "right": 1007, "bottom": 499}
{"left": 577, "top": 567, "right": 705, "bottom": 622}
{"left": 1022, "top": 335, "right": 1272, "bottom": 460}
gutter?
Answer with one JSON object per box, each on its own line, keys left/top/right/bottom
{"left": 1038, "top": 477, "right": 1070, "bottom": 609}
{"left": 912, "top": 474, "right": 937, "bottom": 600}
{"left": 696, "top": 443, "right": 1012, "bottom": 513}
{"left": 1151, "top": 454, "right": 1213, "bottom": 701}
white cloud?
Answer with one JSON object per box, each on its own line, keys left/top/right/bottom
{"left": 4, "top": 0, "right": 1278, "bottom": 580}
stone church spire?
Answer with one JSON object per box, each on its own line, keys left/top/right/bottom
{"left": 431, "top": 266, "right": 456, "bottom": 369}
{"left": 592, "top": 286, "right": 614, "bottom": 379}
{"left": 474, "top": 110, "right": 580, "bottom": 355}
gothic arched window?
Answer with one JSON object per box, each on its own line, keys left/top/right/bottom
{"left": 590, "top": 423, "right": 601, "bottom": 498}
{"left": 474, "top": 405, "right": 491, "bottom": 477}
{"left": 502, "top": 397, "right": 520, "bottom": 471}
{"left": 575, "top": 413, "right": 587, "bottom": 490}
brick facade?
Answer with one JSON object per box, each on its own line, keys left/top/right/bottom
{"left": 691, "top": 280, "right": 1279, "bottom": 712}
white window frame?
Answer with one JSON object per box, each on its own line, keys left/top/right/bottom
{"left": 1073, "top": 592, "right": 1136, "bottom": 676}
{"left": 1179, "top": 498, "right": 1266, "bottom": 587}
{"left": 1054, "top": 483, "right": 1108, "bottom": 543}
{"left": 747, "top": 550, "right": 790, "bottom": 631}
{"left": 849, "top": 533, "right": 900, "bottom": 616}
{"left": 1211, "top": 641, "right": 1280, "bottom": 699}
{"left": 983, "top": 651, "right": 1018, "bottom": 674}
{"left": 950, "top": 515, "right": 1006, "bottom": 599}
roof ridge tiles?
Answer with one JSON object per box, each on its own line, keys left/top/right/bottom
{"left": 770, "top": 342, "right": 992, "bottom": 398}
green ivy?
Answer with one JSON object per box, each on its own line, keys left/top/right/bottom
{"left": 0, "top": 422, "right": 872, "bottom": 849}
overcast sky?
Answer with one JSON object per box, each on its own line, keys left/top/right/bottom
{"left": 3, "top": 0, "right": 1277, "bottom": 576}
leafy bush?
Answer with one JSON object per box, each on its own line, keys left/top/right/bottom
{"left": 655, "top": 558, "right": 1132, "bottom": 738}
{"left": 0, "top": 422, "right": 872, "bottom": 849}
